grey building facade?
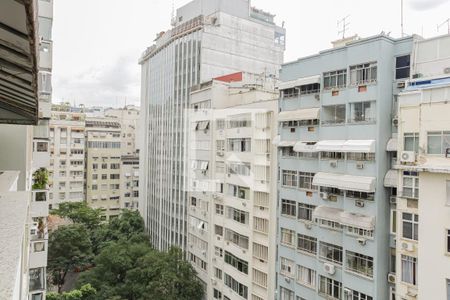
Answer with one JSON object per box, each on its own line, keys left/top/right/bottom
{"left": 276, "top": 35, "right": 417, "bottom": 300}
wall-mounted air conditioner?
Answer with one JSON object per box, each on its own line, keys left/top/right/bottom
{"left": 400, "top": 151, "right": 415, "bottom": 164}
{"left": 323, "top": 263, "right": 335, "bottom": 275}
{"left": 401, "top": 241, "right": 414, "bottom": 252}
{"left": 387, "top": 272, "right": 396, "bottom": 284}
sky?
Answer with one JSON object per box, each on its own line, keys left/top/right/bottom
{"left": 52, "top": 0, "right": 450, "bottom": 107}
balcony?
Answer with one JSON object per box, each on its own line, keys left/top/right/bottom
{"left": 32, "top": 140, "right": 50, "bottom": 169}
{"left": 38, "top": 100, "right": 51, "bottom": 119}
{"left": 29, "top": 240, "right": 48, "bottom": 268}
{"left": 30, "top": 190, "right": 49, "bottom": 218}
{"left": 39, "top": 40, "right": 53, "bottom": 70}
{"left": 33, "top": 120, "right": 50, "bottom": 139}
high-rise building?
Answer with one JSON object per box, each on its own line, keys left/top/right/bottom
{"left": 139, "top": 0, "right": 285, "bottom": 251}
{"left": 49, "top": 111, "right": 86, "bottom": 208}
{"left": 187, "top": 72, "right": 279, "bottom": 299}
{"left": 120, "top": 154, "right": 140, "bottom": 210}
{"left": 275, "top": 34, "right": 417, "bottom": 300}
{"left": 394, "top": 34, "right": 450, "bottom": 300}
{"left": 85, "top": 117, "right": 122, "bottom": 220}
{"left": 0, "top": 0, "right": 53, "bottom": 298}
{"left": 105, "top": 105, "right": 140, "bottom": 155}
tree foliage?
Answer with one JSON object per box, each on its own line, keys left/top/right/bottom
{"left": 46, "top": 284, "right": 96, "bottom": 300}
{"left": 51, "top": 202, "right": 102, "bottom": 230}
{"left": 48, "top": 224, "right": 93, "bottom": 292}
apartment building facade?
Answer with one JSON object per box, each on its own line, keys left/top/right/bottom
{"left": 0, "top": 0, "right": 53, "bottom": 298}
{"left": 275, "top": 34, "right": 416, "bottom": 300}
{"left": 120, "top": 154, "right": 139, "bottom": 210}
{"left": 85, "top": 118, "right": 122, "bottom": 220}
{"left": 394, "top": 34, "right": 450, "bottom": 300}
{"left": 105, "top": 105, "right": 140, "bottom": 155}
{"left": 48, "top": 111, "right": 86, "bottom": 208}
{"left": 188, "top": 74, "right": 278, "bottom": 300}
{"left": 139, "top": 0, "right": 285, "bottom": 251}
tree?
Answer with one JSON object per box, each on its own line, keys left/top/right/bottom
{"left": 32, "top": 167, "right": 48, "bottom": 190}
{"left": 48, "top": 224, "right": 93, "bottom": 293}
{"left": 51, "top": 202, "right": 102, "bottom": 230}
{"left": 76, "top": 244, "right": 203, "bottom": 300}
{"left": 46, "top": 284, "right": 96, "bottom": 300}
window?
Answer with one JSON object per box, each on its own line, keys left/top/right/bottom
{"left": 110, "top": 174, "right": 120, "bottom": 180}
{"left": 297, "top": 234, "right": 317, "bottom": 254}
{"left": 281, "top": 147, "right": 297, "bottom": 158}
{"left": 101, "top": 174, "right": 107, "bottom": 180}
{"left": 101, "top": 163, "right": 108, "bottom": 169}
{"left": 216, "top": 119, "right": 225, "bottom": 130}
{"left": 215, "top": 246, "right": 223, "bottom": 257}
{"left": 283, "top": 87, "right": 299, "bottom": 98}
{"left": 213, "top": 288, "right": 222, "bottom": 299}
{"left": 447, "top": 279, "right": 450, "bottom": 300}
{"left": 346, "top": 226, "right": 374, "bottom": 239}
{"left": 280, "top": 257, "right": 295, "bottom": 277}
{"left": 401, "top": 255, "right": 417, "bottom": 285}
{"left": 225, "top": 251, "right": 248, "bottom": 274}
{"left": 346, "top": 190, "right": 374, "bottom": 201}
{"left": 215, "top": 225, "right": 223, "bottom": 236}
{"left": 281, "top": 199, "right": 296, "bottom": 217}
{"left": 402, "top": 171, "right": 419, "bottom": 199}
{"left": 396, "top": 55, "right": 410, "bottom": 79}
{"left": 298, "top": 172, "right": 316, "bottom": 190}
{"left": 253, "top": 217, "right": 269, "bottom": 234}
{"left": 427, "top": 131, "right": 450, "bottom": 154}
{"left": 227, "top": 184, "right": 250, "bottom": 200}
{"left": 297, "top": 265, "right": 316, "bottom": 288}
{"left": 216, "top": 140, "right": 225, "bottom": 151}
{"left": 346, "top": 251, "right": 374, "bottom": 278}
{"left": 224, "top": 273, "right": 248, "bottom": 299}
{"left": 226, "top": 206, "right": 248, "bottom": 224}
{"left": 319, "top": 276, "right": 342, "bottom": 299}
{"left": 320, "top": 151, "right": 344, "bottom": 160}
{"left": 298, "top": 203, "right": 315, "bottom": 222}
{"left": 228, "top": 114, "right": 251, "bottom": 128}
{"left": 319, "top": 242, "right": 343, "bottom": 265}
{"left": 215, "top": 204, "right": 224, "bottom": 215}
{"left": 347, "top": 152, "right": 375, "bottom": 161}
{"left": 280, "top": 287, "right": 295, "bottom": 300}
{"left": 225, "top": 229, "right": 249, "bottom": 249}
{"left": 323, "top": 69, "right": 347, "bottom": 89}
{"left": 349, "top": 101, "right": 375, "bottom": 123}
{"left": 227, "top": 138, "right": 251, "bottom": 152}
{"left": 280, "top": 228, "right": 295, "bottom": 247}
{"left": 344, "top": 288, "right": 373, "bottom": 300}
{"left": 447, "top": 230, "right": 450, "bottom": 254}
{"left": 349, "top": 62, "right": 377, "bottom": 85}
{"left": 404, "top": 132, "right": 419, "bottom": 153}
{"left": 252, "top": 268, "right": 268, "bottom": 288}
{"left": 110, "top": 184, "right": 120, "bottom": 190}
{"left": 322, "top": 105, "right": 346, "bottom": 125}
{"left": 29, "top": 267, "right": 45, "bottom": 291}
{"left": 110, "top": 163, "right": 120, "bottom": 169}
{"left": 402, "top": 212, "right": 419, "bottom": 240}
{"left": 92, "top": 163, "right": 98, "bottom": 170}
{"left": 253, "top": 242, "right": 268, "bottom": 261}
{"left": 227, "top": 162, "right": 251, "bottom": 176}
{"left": 92, "top": 174, "right": 98, "bottom": 180}
{"left": 92, "top": 184, "right": 98, "bottom": 190}
{"left": 282, "top": 170, "right": 297, "bottom": 187}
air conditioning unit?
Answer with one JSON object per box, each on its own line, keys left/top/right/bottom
{"left": 444, "top": 67, "right": 450, "bottom": 74}
{"left": 216, "top": 151, "right": 224, "bottom": 157}
{"left": 355, "top": 200, "right": 365, "bottom": 208}
{"left": 259, "top": 206, "right": 265, "bottom": 210}
{"left": 357, "top": 238, "right": 366, "bottom": 246}
{"left": 211, "top": 278, "right": 217, "bottom": 285}
{"left": 390, "top": 196, "right": 397, "bottom": 205}
{"left": 400, "top": 151, "right": 415, "bottom": 163}
{"left": 356, "top": 161, "right": 364, "bottom": 169}
{"left": 305, "top": 222, "right": 312, "bottom": 229}
{"left": 30, "top": 222, "right": 39, "bottom": 236}
{"left": 213, "top": 193, "right": 218, "bottom": 199}
{"left": 329, "top": 160, "right": 337, "bottom": 168}
{"left": 401, "top": 241, "right": 414, "bottom": 252}
{"left": 320, "top": 192, "right": 329, "bottom": 200}
{"left": 407, "top": 288, "right": 418, "bottom": 297}
{"left": 392, "top": 117, "right": 399, "bottom": 127}
{"left": 329, "top": 195, "right": 338, "bottom": 202}
{"left": 323, "top": 263, "right": 335, "bottom": 275}
{"left": 284, "top": 277, "right": 291, "bottom": 283}
{"left": 397, "top": 81, "right": 406, "bottom": 89}
{"left": 387, "top": 272, "right": 396, "bottom": 284}
{"left": 314, "top": 94, "right": 320, "bottom": 100}
{"left": 412, "top": 73, "right": 422, "bottom": 79}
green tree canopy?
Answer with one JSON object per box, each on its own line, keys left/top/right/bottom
{"left": 46, "top": 284, "right": 96, "bottom": 300}
{"left": 48, "top": 224, "right": 93, "bottom": 292}
{"left": 51, "top": 202, "right": 102, "bottom": 230}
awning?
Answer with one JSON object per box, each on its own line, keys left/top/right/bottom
{"left": 278, "top": 108, "right": 320, "bottom": 122}
{"left": 199, "top": 161, "right": 209, "bottom": 171}
{"left": 272, "top": 135, "right": 281, "bottom": 145}
{"left": 340, "top": 211, "right": 375, "bottom": 230}
{"left": 313, "top": 172, "right": 376, "bottom": 192}
{"left": 342, "top": 140, "right": 375, "bottom": 153}
{"left": 278, "top": 75, "right": 321, "bottom": 90}
{"left": 386, "top": 138, "right": 398, "bottom": 152}
{"left": 312, "top": 206, "right": 343, "bottom": 223}
{"left": 278, "top": 141, "right": 296, "bottom": 147}
{"left": 293, "top": 141, "right": 317, "bottom": 152}
{"left": 384, "top": 169, "right": 398, "bottom": 188}
{"left": 315, "top": 140, "right": 346, "bottom": 152}
{"left": 196, "top": 120, "right": 209, "bottom": 130}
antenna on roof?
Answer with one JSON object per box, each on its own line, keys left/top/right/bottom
{"left": 170, "top": 0, "right": 176, "bottom": 26}
{"left": 437, "top": 18, "right": 450, "bottom": 34}
{"left": 401, "top": 0, "right": 404, "bottom": 37}
{"left": 337, "top": 15, "right": 350, "bottom": 39}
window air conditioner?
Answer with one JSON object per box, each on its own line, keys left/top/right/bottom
{"left": 397, "top": 81, "right": 406, "bottom": 89}
{"left": 357, "top": 238, "right": 366, "bottom": 246}
{"left": 392, "top": 117, "right": 399, "bottom": 127}
{"left": 330, "top": 160, "right": 337, "bottom": 168}
{"left": 323, "top": 263, "right": 335, "bottom": 275}
{"left": 401, "top": 241, "right": 414, "bottom": 252}
{"left": 284, "top": 277, "right": 291, "bottom": 283}
{"left": 387, "top": 272, "right": 396, "bottom": 284}
{"left": 356, "top": 161, "right": 364, "bottom": 169}
{"left": 305, "top": 222, "right": 312, "bottom": 230}
{"left": 314, "top": 94, "right": 320, "bottom": 100}
{"left": 320, "top": 192, "right": 329, "bottom": 200}
{"left": 355, "top": 200, "right": 365, "bottom": 208}
{"left": 400, "top": 151, "right": 415, "bottom": 164}
{"left": 389, "top": 196, "right": 397, "bottom": 205}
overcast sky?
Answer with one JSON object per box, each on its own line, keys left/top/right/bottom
{"left": 52, "top": 0, "right": 450, "bottom": 107}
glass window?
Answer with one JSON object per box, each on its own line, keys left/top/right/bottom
{"left": 29, "top": 268, "right": 45, "bottom": 291}
{"left": 297, "top": 234, "right": 317, "bottom": 254}
{"left": 404, "top": 132, "right": 419, "bottom": 153}
{"left": 224, "top": 251, "right": 248, "bottom": 274}
{"left": 402, "top": 171, "right": 419, "bottom": 199}
{"left": 319, "top": 275, "right": 342, "bottom": 299}
{"left": 350, "top": 101, "right": 376, "bottom": 123}
{"left": 282, "top": 170, "right": 298, "bottom": 188}
{"left": 298, "top": 203, "right": 315, "bottom": 222}
{"left": 280, "top": 287, "right": 295, "bottom": 300}
{"left": 280, "top": 257, "right": 295, "bottom": 278}
{"left": 401, "top": 255, "right": 417, "bottom": 285}
{"left": 298, "top": 172, "right": 316, "bottom": 190}
{"left": 396, "top": 55, "right": 411, "bottom": 79}
{"left": 402, "top": 213, "right": 419, "bottom": 240}
{"left": 297, "top": 265, "right": 316, "bottom": 288}
{"left": 427, "top": 131, "right": 450, "bottom": 155}
{"left": 349, "top": 62, "right": 377, "bottom": 85}
{"left": 280, "top": 228, "right": 295, "bottom": 246}
{"left": 281, "top": 199, "right": 297, "bottom": 217}
{"left": 319, "top": 242, "right": 343, "bottom": 265}
{"left": 346, "top": 251, "right": 374, "bottom": 278}
{"left": 323, "top": 69, "right": 347, "bottom": 89}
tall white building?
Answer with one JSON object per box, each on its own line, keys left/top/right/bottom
{"left": 105, "top": 105, "right": 140, "bottom": 155}
{"left": 395, "top": 34, "right": 450, "bottom": 300}
{"left": 139, "top": 0, "right": 285, "bottom": 251}
{"left": 0, "top": 0, "right": 53, "bottom": 298}
{"left": 188, "top": 73, "right": 279, "bottom": 299}
{"left": 49, "top": 110, "right": 86, "bottom": 208}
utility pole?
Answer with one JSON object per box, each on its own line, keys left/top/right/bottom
{"left": 337, "top": 15, "right": 350, "bottom": 39}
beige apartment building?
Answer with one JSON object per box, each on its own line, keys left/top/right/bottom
{"left": 187, "top": 73, "right": 279, "bottom": 300}
{"left": 85, "top": 118, "right": 122, "bottom": 220}
{"left": 49, "top": 110, "right": 86, "bottom": 208}
{"left": 120, "top": 154, "right": 139, "bottom": 210}
{"left": 105, "top": 105, "right": 140, "bottom": 155}
{"left": 394, "top": 34, "right": 450, "bottom": 299}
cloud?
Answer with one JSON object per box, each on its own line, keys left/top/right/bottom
{"left": 53, "top": 55, "right": 140, "bottom": 107}
{"left": 409, "top": 0, "right": 450, "bottom": 10}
